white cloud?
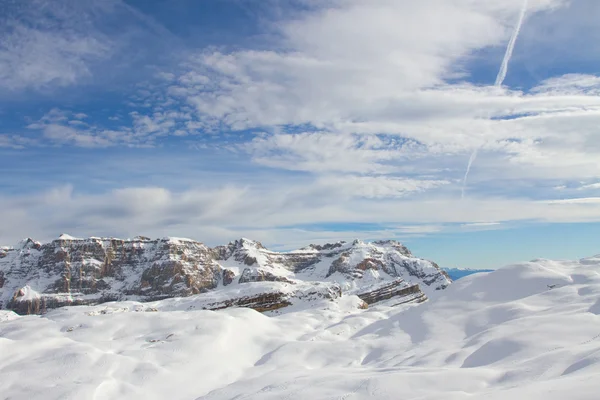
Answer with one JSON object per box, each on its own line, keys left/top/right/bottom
{"left": 543, "top": 197, "right": 600, "bottom": 204}
{"left": 162, "top": 1, "right": 568, "bottom": 128}
{"left": 247, "top": 132, "right": 424, "bottom": 174}
{"left": 462, "top": 222, "right": 501, "bottom": 227}
{"left": 132, "top": 0, "right": 600, "bottom": 190}
{"left": 3, "top": 0, "right": 600, "bottom": 246}
{"left": 26, "top": 110, "right": 120, "bottom": 148}
{"left": 3, "top": 184, "right": 600, "bottom": 247}
{"left": 24, "top": 108, "right": 184, "bottom": 148}
{"left": 313, "top": 175, "right": 449, "bottom": 199}
{"left": 578, "top": 183, "right": 600, "bottom": 191}
{"left": 16, "top": 1, "right": 599, "bottom": 182}
{"left": 130, "top": 112, "right": 176, "bottom": 137}
{"left": 0, "top": 5, "right": 111, "bottom": 91}
{"left": 531, "top": 74, "right": 600, "bottom": 96}
{"left": 0, "top": 0, "right": 181, "bottom": 93}
{"left": 41, "top": 124, "right": 115, "bottom": 148}
{"left": 0, "top": 134, "right": 37, "bottom": 149}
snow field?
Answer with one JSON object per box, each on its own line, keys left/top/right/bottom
{"left": 1, "top": 256, "right": 599, "bottom": 399}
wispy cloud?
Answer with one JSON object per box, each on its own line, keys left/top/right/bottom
{"left": 0, "top": 134, "right": 38, "bottom": 149}
{"left": 461, "top": 222, "right": 503, "bottom": 230}
{"left": 4, "top": 183, "right": 600, "bottom": 247}
{"left": 531, "top": 74, "right": 600, "bottom": 95}
{"left": 0, "top": 0, "right": 183, "bottom": 94}
{"left": 544, "top": 197, "right": 600, "bottom": 204}
{"left": 578, "top": 183, "right": 600, "bottom": 191}
{"left": 0, "top": 1, "right": 112, "bottom": 91}
{"left": 2, "top": 0, "right": 600, "bottom": 247}
{"left": 26, "top": 109, "right": 122, "bottom": 148}
{"left": 246, "top": 132, "right": 425, "bottom": 174}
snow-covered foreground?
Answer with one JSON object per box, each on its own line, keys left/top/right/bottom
{"left": 2, "top": 256, "right": 600, "bottom": 399}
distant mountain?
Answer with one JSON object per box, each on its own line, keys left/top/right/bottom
{"left": 443, "top": 267, "right": 494, "bottom": 280}
{"left": 0, "top": 235, "right": 451, "bottom": 314}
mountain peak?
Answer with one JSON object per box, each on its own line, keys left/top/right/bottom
{"left": 57, "top": 233, "right": 79, "bottom": 240}
{"left": 133, "top": 236, "right": 152, "bottom": 241}
{"left": 371, "top": 240, "right": 412, "bottom": 256}
{"left": 301, "top": 241, "right": 347, "bottom": 252}
{"left": 230, "top": 238, "right": 266, "bottom": 250}
{"left": 17, "top": 238, "right": 41, "bottom": 250}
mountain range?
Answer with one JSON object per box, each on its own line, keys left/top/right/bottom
{"left": 0, "top": 234, "right": 451, "bottom": 314}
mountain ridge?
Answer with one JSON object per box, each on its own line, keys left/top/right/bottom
{"left": 0, "top": 235, "right": 451, "bottom": 315}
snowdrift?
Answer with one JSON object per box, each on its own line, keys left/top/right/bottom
{"left": 1, "top": 255, "right": 600, "bottom": 399}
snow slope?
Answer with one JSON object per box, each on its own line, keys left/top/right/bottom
{"left": 443, "top": 267, "right": 495, "bottom": 280}
{"left": 1, "top": 255, "right": 600, "bottom": 399}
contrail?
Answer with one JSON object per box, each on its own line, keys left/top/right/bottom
{"left": 461, "top": 0, "right": 528, "bottom": 198}
{"left": 495, "top": 0, "right": 529, "bottom": 87}
{"left": 461, "top": 149, "right": 478, "bottom": 199}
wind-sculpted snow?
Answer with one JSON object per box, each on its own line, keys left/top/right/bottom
{"left": 443, "top": 268, "right": 495, "bottom": 280}
{"left": 0, "top": 236, "right": 449, "bottom": 314}
{"left": 1, "top": 255, "right": 599, "bottom": 399}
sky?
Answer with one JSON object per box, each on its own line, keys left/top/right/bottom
{"left": 1, "top": 0, "right": 600, "bottom": 269}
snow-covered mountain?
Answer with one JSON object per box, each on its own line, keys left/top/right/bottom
{"left": 1, "top": 255, "right": 599, "bottom": 399}
{"left": 443, "top": 267, "right": 494, "bottom": 280}
{"left": 0, "top": 235, "right": 450, "bottom": 314}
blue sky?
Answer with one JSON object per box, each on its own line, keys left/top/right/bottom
{"left": 2, "top": 0, "right": 600, "bottom": 268}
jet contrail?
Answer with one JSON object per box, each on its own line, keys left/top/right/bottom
{"left": 461, "top": 148, "right": 478, "bottom": 199}
{"left": 495, "top": 0, "right": 529, "bottom": 87}
{"left": 461, "top": 0, "right": 528, "bottom": 198}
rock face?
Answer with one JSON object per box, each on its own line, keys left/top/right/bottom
{"left": 0, "top": 235, "right": 451, "bottom": 315}
{"left": 357, "top": 281, "right": 425, "bottom": 305}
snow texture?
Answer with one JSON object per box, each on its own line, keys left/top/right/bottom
{"left": 1, "top": 255, "right": 600, "bottom": 399}
{"left": 443, "top": 268, "right": 495, "bottom": 280}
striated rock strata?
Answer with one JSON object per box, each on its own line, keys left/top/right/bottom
{"left": 0, "top": 235, "right": 450, "bottom": 315}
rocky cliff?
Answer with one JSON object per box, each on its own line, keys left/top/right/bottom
{"left": 0, "top": 234, "right": 450, "bottom": 314}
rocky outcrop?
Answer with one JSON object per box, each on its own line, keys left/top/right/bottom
{"left": 202, "top": 284, "right": 343, "bottom": 313}
{"left": 204, "top": 291, "right": 293, "bottom": 312}
{"left": 357, "top": 280, "right": 426, "bottom": 305}
{"left": 222, "top": 269, "right": 236, "bottom": 286}
{"left": 238, "top": 268, "right": 294, "bottom": 284}
{"left": 0, "top": 235, "right": 451, "bottom": 315}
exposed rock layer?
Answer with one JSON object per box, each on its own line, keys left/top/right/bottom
{"left": 0, "top": 236, "right": 450, "bottom": 314}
